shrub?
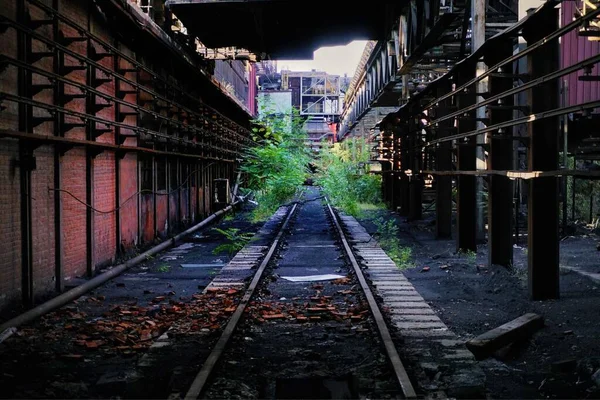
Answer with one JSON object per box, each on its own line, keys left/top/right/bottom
{"left": 315, "top": 137, "right": 382, "bottom": 216}
{"left": 240, "top": 100, "right": 311, "bottom": 222}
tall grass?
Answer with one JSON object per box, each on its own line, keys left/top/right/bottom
{"left": 315, "top": 137, "right": 382, "bottom": 216}
{"left": 240, "top": 101, "right": 311, "bottom": 222}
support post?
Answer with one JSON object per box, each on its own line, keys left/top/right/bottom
{"left": 472, "top": 0, "right": 487, "bottom": 242}
{"left": 85, "top": 151, "right": 95, "bottom": 278}
{"left": 524, "top": 8, "right": 560, "bottom": 300}
{"left": 456, "top": 69, "right": 477, "bottom": 252}
{"left": 52, "top": 0, "right": 63, "bottom": 292}
{"left": 399, "top": 125, "right": 410, "bottom": 216}
{"left": 409, "top": 116, "right": 422, "bottom": 221}
{"left": 486, "top": 39, "right": 514, "bottom": 267}
{"left": 17, "top": 0, "right": 34, "bottom": 307}
{"left": 381, "top": 161, "right": 391, "bottom": 205}
{"left": 435, "top": 85, "right": 453, "bottom": 238}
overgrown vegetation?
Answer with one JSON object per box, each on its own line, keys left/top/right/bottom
{"left": 156, "top": 264, "right": 171, "bottom": 273}
{"left": 459, "top": 249, "right": 477, "bottom": 267}
{"left": 564, "top": 158, "right": 600, "bottom": 225}
{"left": 316, "top": 137, "right": 382, "bottom": 216}
{"left": 240, "top": 100, "right": 311, "bottom": 222}
{"left": 212, "top": 227, "right": 254, "bottom": 256}
{"left": 373, "top": 217, "right": 413, "bottom": 269}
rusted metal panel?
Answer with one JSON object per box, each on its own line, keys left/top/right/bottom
{"left": 561, "top": 1, "right": 600, "bottom": 107}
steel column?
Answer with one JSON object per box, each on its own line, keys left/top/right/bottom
{"left": 399, "top": 126, "right": 410, "bottom": 216}
{"left": 52, "top": 0, "right": 63, "bottom": 293}
{"left": 525, "top": 9, "right": 560, "bottom": 300}
{"left": 472, "top": 0, "right": 487, "bottom": 242}
{"left": 456, "top": 69, "right": 477, "bottom": 252}
{"left": 434, "top": 85, "right": 453, "bottom": 238}
{"left": 486, "top": 39, "right": 514, "bottom": 267}
{"left": 408, "top": 116, "right": 422, "bottom": 221}
{"left": 17, "top": 0, "right": 34, "bottom": 306}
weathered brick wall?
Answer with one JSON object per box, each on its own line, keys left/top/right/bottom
{"left": 31, "top": 145, "right": 56, "bottom": 298}
{"left": 62, "top": 148, "right": 87, "bottom": 282}
{"left": 0, "top": 141, "right": 22, "bottom": 308}
{"left": 0, "top": 2, "right": 22, "bottom": 308}
{"left": 0, "top": 0, "right": 247, "bottom": 314}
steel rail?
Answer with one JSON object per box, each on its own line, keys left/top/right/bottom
{"left": 0, "top": 203, "right": 238, "bottom": 333}
{"left": 326, "top": 201, "right": 417, "bottom": 399}
{"left": 422, "top": 6, "right": 600, "bottom": 111}
{"left": 183, "top": 203, "right": 298, "bottom": 400}
{"left": 420, "top": 169, "right": 600, "bottom": 179}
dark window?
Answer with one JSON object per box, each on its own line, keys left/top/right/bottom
{"left": 140, "top": 155, "right": 153, "bottom": 191}
{"left": 156, "top": 157, "right": 167, "bottom": 191}
{"left": 169, "top": 159, "right": 178, "bottom": 190}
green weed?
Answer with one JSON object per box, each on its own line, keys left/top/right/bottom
{"left": 240, "top": 100, "right": 311, "bottom": 222}
{"left": 373, "top": 217, "right": 413, "bottom": 269}
{"left": 156, "top": 264, "right": 171, "bottom": 273}
{"left": 458, "top": 249, "right": 477, "bottom": 266}
{"left": 212, "top": 227, "right": 254, "bottom": 256}
{"left": 315, "top": 137, "right": 382, "bottom": 216}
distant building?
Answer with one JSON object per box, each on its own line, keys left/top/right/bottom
{"left": 255, "top": 67, "right": 342, "bottom": 151}
{"left": 257, "top": 90, "right": 293, "bottom": 134}
{"left": 280, "top": 70, "right": 341, "bottom": 119}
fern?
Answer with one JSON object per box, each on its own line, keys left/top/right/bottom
{"left": 212, "top": 228, "right": 254, "bottom": 256}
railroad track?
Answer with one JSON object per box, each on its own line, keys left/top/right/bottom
{"left": 181, "top": 187, "right": 417, "bottom": 399}
{"left": 0, "top": 189, "right": 419, "bottom": 399}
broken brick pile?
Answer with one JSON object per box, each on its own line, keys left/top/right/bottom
{"left": 246, "top": 280, "right": 370, "bottom": 324}
{"left": 10, "top": 288, "right": 243, "bottom": 359}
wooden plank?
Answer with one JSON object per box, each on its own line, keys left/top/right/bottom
{"left": 465, "top": 313, "right": 544, "bottom": 360}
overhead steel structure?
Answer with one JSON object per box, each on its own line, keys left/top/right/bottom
{"left": 164, "top": 0, "right": 408, "bottom": 59}
{"left": 371, "top": 1, "right": 600, "bottom": 301}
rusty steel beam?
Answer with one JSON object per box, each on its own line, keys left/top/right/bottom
{"left": 525, "top": 8, "right": 560, "bottom": 301}
{"left": 486, "top": 38, "right": 514, "bottom": 268}
{"left": 408, "top": 117, "right": 423, "bottom": 221}
{"left": 456, "top": 69, "right": 477, "bottom": 253}
{"left": 434, "top": 84, "right": 453, "bottom": 239}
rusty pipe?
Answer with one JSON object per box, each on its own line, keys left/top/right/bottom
{"left": 0, "top": 202, "right": 238, "bottom": 333}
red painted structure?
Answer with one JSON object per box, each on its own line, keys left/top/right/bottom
{"left": 0, "top": 0, "right": 252, "bottom": 313}
{"left": 561, "top": 1, "right": 600, "bottom": 107}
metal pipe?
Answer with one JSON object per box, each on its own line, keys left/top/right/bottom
{"left": 429, "top": 53, "right": 600, "bottom": 127}
{"left": 426, "top": 100, "right": 600, "bottom": 146}
{"left": 14, "top": 0, "right": 253, "bottom": 132}
{"left": 0, "top": 203, "right": 238, "bottom": 333}
{"left": 0, "top": 129, "right": 235, "bottom": 162}
{"left": 423, "top": 6, "right": 600, "bottom": 110}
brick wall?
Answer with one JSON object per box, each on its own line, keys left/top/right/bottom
{"left": 0, "top": 140, "right": 22, "bottom": 309}
{"left": 31, "top": 145, "right": 56, "bottom": 299}
{"left": 62, "top": 148, "right": 87, "bottom": 281}
{"left": 0, "top": 0, "right": 249, "bottom": 314}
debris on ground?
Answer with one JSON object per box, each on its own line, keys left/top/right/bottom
{"left": 466, "top": 313, "right": 544, "bottom": 360}
{"left": 6, "top": 288, "right": 243, "bottom": 358}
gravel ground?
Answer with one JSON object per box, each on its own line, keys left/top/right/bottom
{"left": 203, "top": 188, "right": 403, "bottom": 399}
{"left": 356, "top": 207, "right": 600, "bottom": 399}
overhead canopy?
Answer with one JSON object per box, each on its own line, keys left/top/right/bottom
{"left": 165, "top": 0, "right": 407, "bottom": 59}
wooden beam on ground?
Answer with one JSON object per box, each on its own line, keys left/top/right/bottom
{"left": 465, "top": 313, "right": 544, "bottom": 360}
